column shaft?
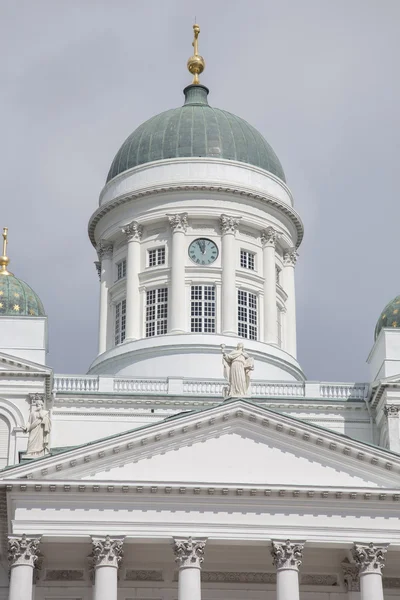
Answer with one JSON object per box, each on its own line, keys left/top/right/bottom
{"left": 123, "top": 222, "right": 142, "bottom": 340}
{"left": 178, "top": 566, "right": 201, "bottom": 600}
{"left": 9, "top": 564, "right": 34, "bottom": 600}
{"left": 97, "top": 243, "right": 113, "bottom": 355}
{"left": 360, "top": 572, "right": 384, "bottom": 600}
{"left": 94, "top": 565, "right": 118, "bottom": 600}
{"left": 276, "top": 568, "right": 300, "bottom": 600}
{"left": 261, "top": 228, "right": 279, "bottom": 344}
{"left": 168, "top": 214, "right": 188, "bottom": 334}
{"left": 283, "top": 248, "right": 297, "bottom": 358}
{"left": 220, "top": 215, "right": 240, "bottom": 336}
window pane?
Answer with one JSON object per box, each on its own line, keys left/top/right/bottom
{"left": 237, "top": 290, "right": 257, "bottom": 340}
{"left": 190, "top": 285, "right": 216, "bottom": 333}
{"left": 146, "top": 287, "right": 168, "bottom": 337}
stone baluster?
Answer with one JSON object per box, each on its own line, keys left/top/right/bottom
{"left": 261, "top": 227, "right": 280, "bottom": 344}
{"left": 282, "top": 247, "right": 298, "bottom": 358}
{"left": 271, "top": 539, "right": 304, "bottom": 600}
{"left": 168, "top": 213, "right": 188, "bottom": 334}
{"left": 220, "top": 214, "right": 241, "bottom": 336}
{"left": 173, "top": 536, "right": 206, "bottom": 600}
{"left": 122, "top": 221, "right": 143, "bottom": 341}
{"left": 97, "top": 241, "right": 113, "bottom": 354}
{"left": 8, "top": 534, "right": 41, "bottom": 600}
{"left": 352, "top": 542, "right": 388, "bottom": 600}
{"left": 90, "top": 535, "right": 124, "bottom": 600}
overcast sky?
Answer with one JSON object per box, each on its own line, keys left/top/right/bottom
{"left": 1, "top": 0, "right": 399, "bottom": 382}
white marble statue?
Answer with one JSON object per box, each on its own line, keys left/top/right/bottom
{"left": 23, "top": 396, "right": 51, "bottom": 457}
{"left": 221, "top": 343, "right": 254, "bottom": 398}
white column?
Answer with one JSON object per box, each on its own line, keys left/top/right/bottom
{"left": 90, "top": 536, "right": 124, "bottom": 600}
{"left": 173, "top": 537, "right": 206, "bottom": 600}
{"left": 8, "top": 534, "right": 41, "bottom": 600}
{"left": 261, "top": 227, "right": 279, "bottom": 344}
{"left": 122, "top": 221, "right": 143, "bottom": 341}
{"left": 97, "top": 242, "right": 113, "bottom": 355}
{"left": 220, "top": 214, "right": 240, "bottom": 336}
{"left": 271, "top": 539, "right": 304, "bottom": 600}
{"left": 352, "top": 542, "right": 388, "bottom": 600}
{"left": 384, "top": 405, "right": 400, "bottom": 453}
{"left": 168, "top": 213, "right": 188, "bottom": 334}
{"left": 283, "top": 247, "right": 298, "bottom": 358}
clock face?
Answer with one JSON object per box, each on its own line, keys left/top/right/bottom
{"left": 188, "top": 238, "right": 218, "bottom": 265}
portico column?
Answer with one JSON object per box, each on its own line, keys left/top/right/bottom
{"left": 97, "top": 241, "right": 113, "bottom": 355}
{"left": 271, "top": 539, "right": 304, "bottom": 600}
{"left": 90, "top": 536, "right": 124, "bottom": 600}
{"left": 220, "top": 214, "right": 240, "bottom": 336}
{"left": 352, "top": 542, "right": 388, "bottom": 600}
{"left": 168, "top": 213, "right": 188, "bottom": 334}
{"left": 261, "top": 227, "right": 280, "bottom": 344}
{"left": 8, "top": 534, "right": 41, "bottom": 600}
{"left": 173, "top": 536, "right": 206, "bottom": 600}
{"left": 122, "top": 221, "right": 143, "bottom": 340}
{"left": 384, "top": 405, "right": 400, "bottom": 453}
{"left": 282, "top": 247, "right": 298, "bottom": 358}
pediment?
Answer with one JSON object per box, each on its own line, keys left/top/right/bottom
{"left": 0, "top": 351, "right": 51, "bottom": 376}
{"left": 3, "top": 400, "right": 400, "bottom": 489}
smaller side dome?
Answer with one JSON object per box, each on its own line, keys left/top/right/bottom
{"left": 0, "top": 275, "right": 45, "bottom": 317}
{"left": 375, "top": 295, "right": 400, "bottom": 340}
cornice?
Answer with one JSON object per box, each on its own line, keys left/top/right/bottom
{"left": 88, "top": 185, "right": 304, "bottom": 249}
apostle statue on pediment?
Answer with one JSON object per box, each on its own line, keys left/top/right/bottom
{"left": 23, "top": 395, "right": 51, "bottom": 457}
{"left": 221, "top": 343, "right": 254, "bottom": 398}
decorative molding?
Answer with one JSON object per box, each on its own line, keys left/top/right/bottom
{"left": 122, "top": 221, "right": 143, "bottom": 242}
{"left": 8, "top": 534, "right": 41, "bottom": 569}
{"left": 94, "top": 261, "right": 101, "bottom": 280}
{"left": 271, "top": 539, "right": 304, "bottom": 571}
{"left": 383, "top": 577, "right": 400, "bottom": 588}
{"left": 341, "top": 558, "right": 360, "bottom": 591}
{"left": 261, "top": 227, "right": 280, "bottom": 248}
{"left": 202, "top": 571, "right": 276, "bottom": 583}
{"left": 28, "top": 393, "right": 45, "bottom": 405}
{"left": 384, "top": 405, "right": 400, "bottom": 417}
{"left": 45, "top": 569, "right": 84, "bottom": 581}
{"left": 301, "top": 574, "right": 338, "bottom": 586}
{"left": 89, "top": 536, "right": 124, "bottom": 572}
{"left": 283, "top": 247, "right": 298, "bottom": 267}
{"left": 125, "top": 569, "right": 163, "bottom": 581}
{"left": 352, "top": 542, "right": 387, "bottom": 575}
{"left": 220, "top": 214, "right": 241, "bottom": 235}
{"left": 96, "top": 241, "right": 113, "bottom": 261}
{"left": 173, "top": 537, "right": 206, "bottom": 569}
{"left": 167, "top": 213, "right": 188, "bottom": 233}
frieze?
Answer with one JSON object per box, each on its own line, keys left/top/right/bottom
{"left": 125, "top": 569, "right": 163, "bottom": 581}
{"left": 301, "top": 574, "right": 338, "bottom": 586}
{"left": 202, "top": 572, "right": 276, "bottom": 583}
{"left": 45, "top": 569, "right": 84, "bottom": 581}
{"left": 384, "top": 577, "right": 400, "bottom": 588}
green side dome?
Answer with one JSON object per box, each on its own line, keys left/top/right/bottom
{"left": 0, "top": 274, "right": 45, "bottom": 317}
{"left": 107, "top": 85, "right": 286, "bottom": 184}
{"left": 375, "top": 295, "right": 400, "bottom": 340}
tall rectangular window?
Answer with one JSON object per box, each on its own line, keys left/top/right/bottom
{"left": 146, "top": 288, "right": 168, "bottom": 337}
{"left": 238, "top": 290, "right": 257, "bottom": 340}
{"left": 116, "top": 259, "right": 126, "bottom": 281}
{"left": 114, "top": 299, "right": 126, "bottom": 345}
{"left": 191, "top": 285, "right": 216, "bottom": 333}
{"left": 148, "top": 247, "right": 166, "bottom": 267}
{"left": 240, "top": 249, "right": 255, "bottom": 270}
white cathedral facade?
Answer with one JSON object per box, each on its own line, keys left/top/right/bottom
{"left": 0, "top": 25, "right": 400, "bottom": 600}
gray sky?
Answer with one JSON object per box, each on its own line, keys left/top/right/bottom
{"left": 1, "top": 0, "right": 399, "bottom": 382}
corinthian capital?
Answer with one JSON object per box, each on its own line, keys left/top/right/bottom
{"left": 173, "top": 537, "right": 206, "bottom": 569}
{"left": 341, "top": 558, "right": 360, "bottom": 591}
{"left": 384, "top": 405, "right": 400, "bottom": 417}
{"left": 94, "top": 261, "right": 101, "bottom": 280}
{"left": 352, "top": 542, "right": 387, "bottom": 575}
{"left": 90, "top": 536, "right": 124, "bottom": 569}
{"left": 96, "top": 241, "right": 113, "bottom": 261}
{"left": 122, "top": 221, "right": 143, "bottom": 242}
{"left": 220, "top": 214, "right": 241, "bottom": 235}
{"left": 261, "top": 227, "right": 280, "bottom": 248}
{"left": 271, "top": 540, "right": 304, "bottom": 571}
{"left": 168, "top": 213, "right": 188, "bottom": 233}
{"left": 283, "top": 247, "right": 298, "bottom": 266}
{"left": 8, "top": 534, "right": 41, "bottom": 568}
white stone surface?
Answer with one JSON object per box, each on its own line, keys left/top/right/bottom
{"left": 0, "top": 316, "right": 47, "bottom": 364}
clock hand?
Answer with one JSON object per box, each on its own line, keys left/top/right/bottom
{"left": 198, "top": 240, "right": 206, "bottom": 254}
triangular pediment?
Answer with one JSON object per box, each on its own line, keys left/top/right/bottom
{"left": 0, "top": 351, "right": 52, "bottom": 376}
{"left": 3, "top": 400, "right": 400, "bottom": 488}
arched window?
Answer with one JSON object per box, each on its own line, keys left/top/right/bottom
{"left": 0, "top": 416, "right": 10, "bottom": 468}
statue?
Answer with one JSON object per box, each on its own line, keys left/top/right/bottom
{"left": 221, "top": 343, "right": 254, "bottom": 398}
{"left": 23, "top": 396, "right": 51, "bottom": 457}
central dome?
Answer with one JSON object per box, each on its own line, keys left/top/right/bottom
{"left": 107, "top": 85, "right": 286, "bottom": 184}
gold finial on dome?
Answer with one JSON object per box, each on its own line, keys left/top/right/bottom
{"left": 187, "top": 23, "right": 205, "bottom": 85}
{"left": 0, "top": 227, "right": 12, "bottom": 276}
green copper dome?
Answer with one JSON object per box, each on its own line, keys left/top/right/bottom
{"left": 375, "top": 295, "right": 400, "bottom": 340}
{"left": 107, "top": 85, "right": 286, "bottom": 183}
{"left": 0, "top": 274, "right": 45, "bottom": 317}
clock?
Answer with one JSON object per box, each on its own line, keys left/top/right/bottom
{"left": 188, "top": 238, "right": 218, "bottom": 265}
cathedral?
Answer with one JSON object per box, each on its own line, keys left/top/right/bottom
{"left": 0, "top": 24, "right": 399, "bottom": 600}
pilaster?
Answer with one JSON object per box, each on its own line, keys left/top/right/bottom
{"left": 122, "top": 221, "right": 143, "bottom": 340}
{"left": 261, "top": 227, "right": 280, "bottom": 344}
{"left": 168, "top": 213, "right": 188, "bottom": 333}
{"left": 220, "top": 214, "right": 240, "bottom": 336}
{"left": 282, "top": 246, "right": 298, "bottom": 357}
